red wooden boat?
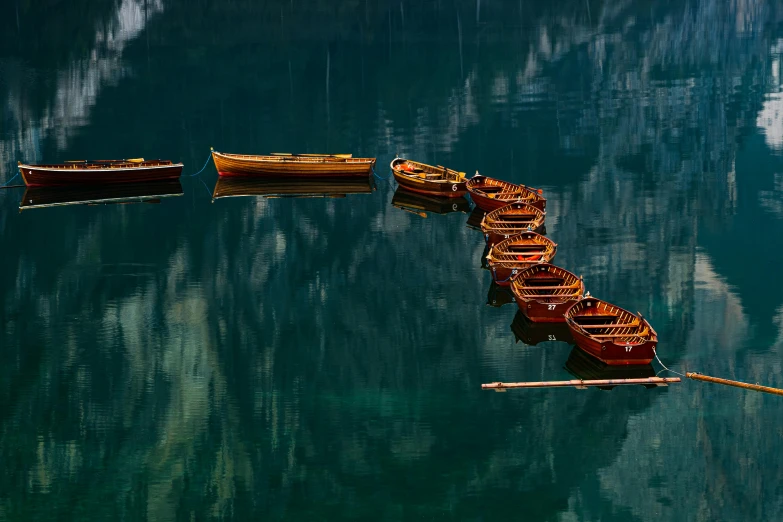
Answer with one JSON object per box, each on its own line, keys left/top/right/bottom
{"left": 212, "top": 150, "right": 375, "bottom": 177}
{"left": 480, "top": 202, "right": 546, "bottom": 245}
{"left": 485, "top": 231, "right": 557, "bottom": 286}
{"left": 390, "top": 158, "right": 467, "bottom": 197}
{"left": 510, "top": 264, "right": 584, "bottom": 322}
{"left": 18, "top": 159, "right": 183, "bottom": 186}
{"left": 564, "top": 296, "right": 658, "bottom": 366}
{"left": 466, "top": 174, "right": 546, "bottom": 212}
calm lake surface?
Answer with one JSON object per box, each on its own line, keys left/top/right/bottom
{"left": 2, "top": 1, "right": 783, "bottom": 520}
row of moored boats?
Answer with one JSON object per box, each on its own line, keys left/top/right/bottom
{"left": 389, "top": 157, "right": 658, "bottom": 368}
{"left": 13, "top": 150, "right": 659, "bottom": 367}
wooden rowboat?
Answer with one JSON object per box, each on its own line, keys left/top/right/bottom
{"left": 480, "top": 202, "right": 546, "bottom": 245}
{"left": 19, "top": 180, "right": 183, "bottom": 210}
{"left": 391, "top": 187, "right": 470, "bottom": 217}
{"left": 390, "top": 158, "right": 467, "bottom": 197}
{"left": 564, "top": 296, "right": 658, "bottom": 366}
{"left": 564, "top": 347, "right": 657, "bottom": 389}
{"left": 510, "top": 263, "right": 584, "bottom": 322}
{"left": 466, "top": 174, "right": 546, "bottom": 212}
{"left": 510, "top": 311, "right": 575, "bottom": 346}
{"left": 212, "top": 149, "right": 375, "bottom": 177}
{"left": 211, "top": 176, "right": 374, "bottom": 200}
{"left": 17, "top": 159, "right": 183, "bottom": 186}
{"left": 485, "top": 231, "right": 557, "bottom": 286}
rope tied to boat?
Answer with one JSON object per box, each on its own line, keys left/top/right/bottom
{"left": 184, "top": 151, "right": 214, "bottom": 177}
{"left": 0, "top": 171, "right": 21, "bottom": 190}
{"left": 653, "top": 347, "right": 685, "bottom": 377}
{"left": 372, "top": 165, "right": 392, "bottom": 180}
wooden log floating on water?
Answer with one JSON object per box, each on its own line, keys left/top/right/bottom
{"left": 686, "top": 372, "right": 783, "bottom": 396}
{"left": 482, "top": 377, "right": 681, "bottom": 390}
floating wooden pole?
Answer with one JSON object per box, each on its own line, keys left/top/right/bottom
{"left": 482, "top": 377, "right": 681, "bottom": 390}
{"left": 686, "top": 372, "right": 783, "bottom": 396}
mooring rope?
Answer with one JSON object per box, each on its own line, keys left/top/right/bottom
{"left": 199, "top": 177, "right": 213, "bottom": 198}
{"left": 185, "top": 151, "right": 214, "bottom": 177}
{"left": 372, "top": 165, "right": 392, "bottom": 180}
{"left": 653, "top": 347, "right": 685, "bottom": 377}
{"left": 0, "top": 171, "right": 21, "bottom": 189}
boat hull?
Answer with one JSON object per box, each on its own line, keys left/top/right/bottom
{"left": 564, "top": 298, "right": 658, "bottom": 366}
{"left": 516, "top": 298, "right": 578, "bottom": 322}
{"left": 568, "top": 326, "right": 656, "bottom": 366}
{"left": 213, "top": 151, "right": 374, "bottom": 177}
{"left": 19, "top": 164, "right": 183, "bottom": 186}
{"left": 564, "top": 347, "right": 655, "bottom": 389}
{"left": 392, "top": 171, "right": 467, "bottom": 197}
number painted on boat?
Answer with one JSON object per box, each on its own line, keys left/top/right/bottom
{"left": 548, "top": 335, "right": 556, "bottom": 341}
{"left": 452, "top": 203, "right": 458, "bottom": 211}
{"left": 452, "top": 184, "right": 458, "bottom": 192}
{"left": 547, "top": 304, "right": 556, "bottom": 310}
{"left": 511, "top": 269, "right": 518, "bottom": 275}
{"left": 625, "top": 346, "right": 633, "bottom": 352}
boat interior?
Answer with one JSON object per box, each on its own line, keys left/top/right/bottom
{"left": 24, "top": 159, "right": 176, "bottom": 169}
{"left": 569, "top": 306, "right": 651, "bottom": 341}
{"left": 393, "top": 160, "right": 465, "bottom": 182}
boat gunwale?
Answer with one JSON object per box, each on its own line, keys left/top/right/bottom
{"left": 488, "top": 232, "right": 557, "bottom": 259}
{"left": 481, "top": 202, "right": 546, "bottom": 233}
{"left": 564, "top": 297, "right": 657, "bottom": 346}
{"left": 466, "top": 175, "right": 544, "bottom": 202}
{"left": 510, "top": 263, "right": 584, "bottom": 302}
{"left": 390, "top": 157, "right": 466, "bottom": 184}
{"left": 18, "top": 162, "right": 183, "bottom": 173}
{"left": 214, "top": 150, "right": 376, "bottom": 165}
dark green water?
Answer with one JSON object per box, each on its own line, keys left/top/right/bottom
{"left": 2, "top": 1, "right": 783, "bottom": 520}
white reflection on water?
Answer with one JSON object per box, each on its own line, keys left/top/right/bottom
{"left": 0, "top": 0, "right": 164, "bottom": 178}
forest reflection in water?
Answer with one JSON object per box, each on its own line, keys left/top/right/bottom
{"left": 1, "top": 0, "right": 783, "bottom": 520}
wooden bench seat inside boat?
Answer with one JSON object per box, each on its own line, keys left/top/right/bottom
{"left": 524, "top": 278, "right": 569, "bottom": 285}
{"left": 520, "top": 284, "right": 579, "bottom": 290}
{"left": 579, "top": 322, "right": 640, "bottom": 329}
{"left": 591, "top": 328, "right": 649, "bottom": 339}
{"left": 572, "top": 315, "right": 623, "bottom": 325}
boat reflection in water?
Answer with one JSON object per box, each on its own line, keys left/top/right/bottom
{"left": 211, "top": 176, "right": 375, "bottom": 200}
{"left": 487, "top": 282, "right": 517, "bottom": 308}
{"left": 466, "top": 207, "right": 487, "bottom": 231}
{"left": 19, "top": 180, "right": 184, "bottom": 211}
{"left": 564, "top": 347, "right": 658, "bottom": 390}
{"left": 510, "top": 311, "right": 574, "bottom": 346}
{"left": 391, "top": 187, "right": 470, "bottom": 218}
